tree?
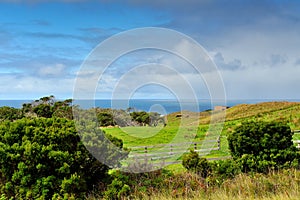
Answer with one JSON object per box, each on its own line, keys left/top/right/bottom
{"left": 97, "top": 112, "right": 115, "bottom": 126}
{"left": 22, "top": 103, "right": 32, "bottom": 114}
{"left": 130, "top": 111, "right": 150, "bottom": 126}
{"left": 33, "top": 104, "right": 53, "bottom": 118}
{"left": 52, "top": 99, "right": 73, "bottom": 119}
{"left": 227, "top": 121, "right": 299, "bottom": 172}
{"left": 22, "top": 96, "right": 74, "bottom": 119}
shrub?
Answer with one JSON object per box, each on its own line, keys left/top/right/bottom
{"left": 227, "top": 120, "right": 299, "bottom": 172}
{"left": 0, "top": 117, "right": 125, "bottom": 199}
{"left": 0, "top": 106, "right": 23, "bottom": 121}
{"left": 182, "top": 150, "right": 211, "bottom": 178}
{"left": 209, "top": 159, "right": 241, "bottom": 185}
{"left": 104, "top": 169, "right": 171, "bottom": 200}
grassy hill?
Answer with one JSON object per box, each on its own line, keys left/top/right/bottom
{"left": 103, "top": 101, "right": 300, "bottom": 161}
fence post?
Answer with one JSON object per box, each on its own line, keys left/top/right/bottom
{"left": 217, "top": 137, "right": 220, "bottom": 150}
{"left": 194, "top": 143, "right": 197, "bottom": 150}
{"left": 170, "top": 145, "right": 173, "bottom": 155}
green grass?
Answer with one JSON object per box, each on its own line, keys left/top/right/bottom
{"left": 102, "top": 125, "right": 183, "bottom": 147}
{"left": 103, "top": 101, "right": 300, "bottom": 165}
{"left": 102, "top": 112, "right": 205, "bottom": 147}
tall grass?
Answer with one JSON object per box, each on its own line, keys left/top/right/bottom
{"left": 133, "top": 169, "right": 300, "bottom": 200}
{"left": 86, "top": 168, "right": 300, "bottom": 199}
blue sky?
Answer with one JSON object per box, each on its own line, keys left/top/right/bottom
{"left": 1, "top": 0, "right": 300, "bottom": 100}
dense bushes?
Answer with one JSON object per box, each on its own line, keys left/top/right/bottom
{"left": 97, "top": 112, "right": 116, "bottom": 127}
{"left": 0, "top": 106, "right": 23, "bottom": 121}
{"left": 103, "top": 169, "right": 172, "bottom": 199}
{"left": 0, "top": 117, "right": 124, "bottom": 199}
{"left": 22, "top": 96, "right": 73, "bottom": 119}
{"left": 228, "top": 121, "right": 299, "bottom": 172}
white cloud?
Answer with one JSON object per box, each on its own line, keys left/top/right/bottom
{"left": 37, "top": 63, "right": 66, "bottom": 77}
{"left": 220, "top": 63, "right": 300, "bottom": 99}
{"left": 0, "top": 73, "right": 75, "bottom": 99}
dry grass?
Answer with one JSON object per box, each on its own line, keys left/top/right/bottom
{"left": 86, "top": 169, "right": 300, "bottom": 200}
{"left": 129, "top": 169, "right": 300, "bottom": 200}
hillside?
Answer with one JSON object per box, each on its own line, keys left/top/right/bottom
{"left": 225, "top": 101, "right": 300, "bottom": 123}
{"left": 103, "top": 101, "right": 300, "bottom": 156}
{"left": 187, "top": 101, "right": 300, "bottom": 128}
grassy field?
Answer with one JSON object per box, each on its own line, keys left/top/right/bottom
{"left": 103, "top": 102, "right": 300, "bottom": 161}
{"left": 92, "top": 101, "right": 300, "bottom": 199}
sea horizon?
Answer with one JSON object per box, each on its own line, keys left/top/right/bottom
{"left": 1, "top": 98, "right": 300, "bottom": 114}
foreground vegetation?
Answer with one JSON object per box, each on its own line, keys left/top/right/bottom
{"left": 87, "top": 169, "right": 300, "bottom": 200}
{"left": 0, "top": 97, "right": 300, "bottom": 199}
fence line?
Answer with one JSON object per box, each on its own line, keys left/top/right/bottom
{"left": 127, "top": 137, "right": 220, "bottom": 161}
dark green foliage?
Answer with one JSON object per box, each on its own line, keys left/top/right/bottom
{"left": 227, "top": 121, "right": 299, "bottom": 172}
{"left": 97, "top": 112, "right": 115, "bottom": 127}
{"left": 130, "top": 111, "right": 150, "bottom": 126}
{"left": 209, "top": 159, "right": 241, "bottom": 185}
{"left": 0, "top": 117, "right": 124, "bottom": 199}
{"left": 22, "top": 96, "right": 73, "bottom": 119}
{"left": 0, "top": 106, "right": 23, "bottom": 121}
{"left": 182, "top": 151, "right": 241, "bottom": 185}
{"left": 104, "top": 171, "right": 131, "bottom": 199}
{"left": 104, "top": 169, "right": 171, "bottom": 200}
{"left": 130, "top": 111, "right": 163, "bottom": 126}
{"left": 182, "top": 150, "right": 211, "bottom": 178}
{"left": 95, "top": 108, "right": 163, "bottom": 127}
{"left": 33, "top": 104, "right": 53, "bottom": 118}
{"left": 52, "top": 99, "right": 73, "bottom": 119}
{"left": 22, "top": 103, "right": 32, "bottom": 114}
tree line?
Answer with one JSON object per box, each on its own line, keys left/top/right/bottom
{"left": 0, "top": 95, "right": 166, "bottom": 127}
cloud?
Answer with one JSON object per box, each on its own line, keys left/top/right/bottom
{"left": 269, "top": 54, "right": 287, "bottom": 67}
{"left": 31, "top": 20, "right": 51, "bottom": 26}
{"left": 211, "top": 52, "right": 243, "bottom": 71}
{"left": 294, "top": 58, "right": 300, "bottom": 66}
{"left": 0, "top": 72, "right": 75, "bottom": 99}
{"left": 25, "top": 32, "right": 81, "bottom": 40}
{"left": 104, "top": 65, "right": 206, "bottom": 100}
{"left": 1, "top": 1, "right": 300, "bottom": 100}
{"left": 37, "top": 63, "right": 67, "bottom": 77}
{"left": 220, "top": 64, "right": 300, "bottom": 99}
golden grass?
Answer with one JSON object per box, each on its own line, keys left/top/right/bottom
{"left": 125, "top": 169, "right": 300, "bottom": 200}
{"left": 86, "top": 169, "right": 300, "bottom": 199}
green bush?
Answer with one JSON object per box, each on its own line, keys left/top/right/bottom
{"left": 97, "top": 112, "right": 115, "bottom": 127}
{"left": 182, "top": 150, "right": 211, "bottom": 178}
{"left": 209, "top": 159, "right": 241, "bottom": 185}
{"left": 104, "top": 169, "right": 171, "bottom": 200}
{"left": 0, "top": 117, "right": 125, "bottom": 199}
{"left": 0, "top": 106, "right": 23, "bottom": 122}
{"left": 227, "top": 120, "right": 299, "bottom": 173}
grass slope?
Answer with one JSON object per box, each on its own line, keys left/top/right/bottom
{"left": 103, "top": 101, "right": 300, "bottom": 159}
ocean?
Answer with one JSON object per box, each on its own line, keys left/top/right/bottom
{"left": 1, "top": 99, "right": 299, "bottom": 114}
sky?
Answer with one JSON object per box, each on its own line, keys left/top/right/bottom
{"left": 1, "top": 0, "right": 300, "bottom": 100}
